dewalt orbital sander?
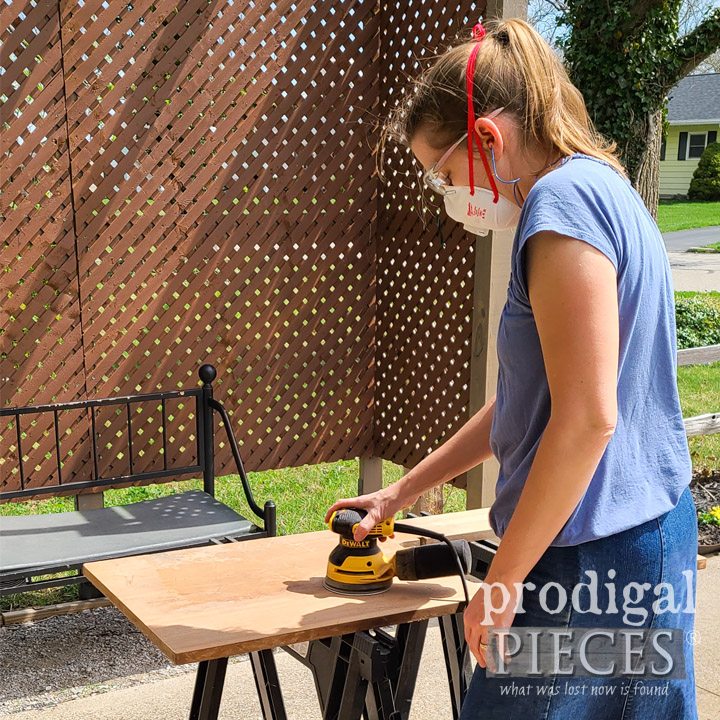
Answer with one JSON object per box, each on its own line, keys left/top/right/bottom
{"left": 324, "top": 508, "right": 472, "bottom": 602}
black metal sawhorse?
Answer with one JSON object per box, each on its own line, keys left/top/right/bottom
{"left": 189, "top": 538, "right": 499, "bottom": 720}
{"left": 188, "top": 612, "right": 472, "bottom": 720}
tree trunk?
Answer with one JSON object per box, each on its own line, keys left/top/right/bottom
{"left": 631, "top": 109, "right": 663, "bottom": 221}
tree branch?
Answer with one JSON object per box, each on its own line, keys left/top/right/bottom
{"left": 628, "top": 0, "right": 669, "bottom": 26}
{"left": 545, "top": 0, "right": 567, "bottom": 14}
{"left": 615, "top": 0, "right": 680, "bottom": 39}
{"left": 669, "top": 8, "right": 720, "bottom": 86}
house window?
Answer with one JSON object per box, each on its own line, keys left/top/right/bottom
{"left": 688, "top": 133, "right": 707, "bottom": 159}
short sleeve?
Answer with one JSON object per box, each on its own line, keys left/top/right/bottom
{"left": 512, "top": 169, "right": 621, "bottom": 305}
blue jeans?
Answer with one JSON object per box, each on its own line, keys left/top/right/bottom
{"left": 459, "top": 486, "right": 698, "bottom": 719}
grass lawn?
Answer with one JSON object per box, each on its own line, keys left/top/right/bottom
{"left": 657, "top": 200, "right": 720, "bottom": 234}
{"left": 678, "top": 289, "right": 720, "bottom": 314}
{"left": 678, "top": 358, "right": 720, "bottom": 474}
{"left": 688, "top": 241, "right": 720, "bottom": 253}
{"left": 676, "top": 291, "right": 720, "bottom": 472}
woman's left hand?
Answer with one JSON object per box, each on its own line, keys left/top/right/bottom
{"left": 464, "top": 575, "right": 523, "bottom": 668}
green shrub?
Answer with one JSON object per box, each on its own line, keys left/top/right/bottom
{"left": 688, "top": 142, "right": 720, "bottom": 201}
{"left": 675, "top": 296, "right": 720, "bottom": 349}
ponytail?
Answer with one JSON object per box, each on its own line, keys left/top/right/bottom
{"left": 378, "top": 18, "right": 625, "bottom": 181}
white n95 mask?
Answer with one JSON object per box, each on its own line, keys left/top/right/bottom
{"left": 443, "top": 186, "right": 521, "bottom": 236}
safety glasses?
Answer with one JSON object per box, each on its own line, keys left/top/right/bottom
{"left": 422, "top": 106, "right": 505, "bottom": 196}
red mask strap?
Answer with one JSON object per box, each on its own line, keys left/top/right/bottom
{"left": 465, "top": 22, "right": 500, "bottom": 203}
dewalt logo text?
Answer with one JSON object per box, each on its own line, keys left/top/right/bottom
{"left": 341, "top": 539, "right": 371, "bottom": 549}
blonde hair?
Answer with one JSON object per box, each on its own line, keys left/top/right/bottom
{"left": 377, "top": 18, "right": 625, "bottom": 181}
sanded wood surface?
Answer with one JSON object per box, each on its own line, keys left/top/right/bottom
{"left": 84, "top": 510, "right": 497, "bottom": 665}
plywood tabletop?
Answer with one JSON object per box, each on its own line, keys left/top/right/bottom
{"left": 83, "top": 509, "right": 498, "bottom": 665}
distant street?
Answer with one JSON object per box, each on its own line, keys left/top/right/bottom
{"left": 663, "top": 226, "right": 720, "bottom": 253}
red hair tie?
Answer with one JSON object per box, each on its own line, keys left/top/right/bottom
{"left": 466, "top": 21, "right": 500, "bottom": 202}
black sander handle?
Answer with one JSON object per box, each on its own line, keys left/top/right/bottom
{"left": 330, "top": 508, "right": 366, "bottom": 537}
{"left": 328, "top": 508, "right": 395, "bottom": 538}
{"left": 394, "top": 539, "right": 471, "bottom": 581}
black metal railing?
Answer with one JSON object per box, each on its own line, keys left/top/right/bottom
{"left": 0, "top": 364, "right": 273, "bottom": 533}
{"left": 1, "top": 387, "right": 205, "bottom": 501}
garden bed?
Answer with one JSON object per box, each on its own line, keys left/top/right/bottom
{"left": 690, "top": 469, "right": 720, "bottom": 554}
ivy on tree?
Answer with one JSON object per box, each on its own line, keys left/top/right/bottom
{"left": 558, "top": 1, "right": 720, "bottom": 217}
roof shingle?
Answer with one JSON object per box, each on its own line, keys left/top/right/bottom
{"left": 666, "top": 73, "right": 720, "bottom": 123}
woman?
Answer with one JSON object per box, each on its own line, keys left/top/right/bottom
{"left": 325, "top": 17, "right": 698, "bottom": 719}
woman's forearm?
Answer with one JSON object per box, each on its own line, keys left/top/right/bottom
{"left": 485, "top": 415, "right": 614, "bottom": 585}
{"left": 384, "top": 394, "right": 497, "bottom": 507}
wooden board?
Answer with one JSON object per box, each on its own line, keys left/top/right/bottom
{"left": 398, "top": 508, "right": 496, "bottom": 544}
{"left": 84, "top": 509, "right": 497, "bottom": 665}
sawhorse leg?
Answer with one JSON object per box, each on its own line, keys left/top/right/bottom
{"left": 279, "top": 614, "right": 470, "bottom": 720}
{"left": 329, "top": 631, "right": 399, "bottom": 720}
{"left": 250, "top": 649, "right": 288, "bottom": 720}
{"left": 391, "top": 620, "right": 428, "bottom": 718}
{"left": 439, "top": 613, "right": 473, "bottom": 719}
{"left": 284, "top": 621, "right": 429, "bottom": 720}
{"left": 190, "top": 651, "right": 287, "bottom": 720}
{"left": 189, "top": 658, "right": 228, "bottom": 720}
{"left": 283, "top": 634, "right": 353, "bottom": 717}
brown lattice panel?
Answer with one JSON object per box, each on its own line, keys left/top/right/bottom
{"left": 373, "top": 1, "right": 480, "bottom": 470}
{"left": 1, "top": 0, "right": 92, "bottom": 491}
{"left": 2, "top": 0, "right": 485, "bottom": 496}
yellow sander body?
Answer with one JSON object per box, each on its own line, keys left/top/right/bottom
{"left": 323, "top": 508, "right": 473, "bottom": 597}
{"left": 324, "top": 511, "right": 396, "bottom": 595}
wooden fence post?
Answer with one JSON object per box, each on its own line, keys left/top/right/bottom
{"left": 466, "top": 0, "right": 527, "bottom": 510}
{"left": 75, "top": 492, "right": 105, "bottom": 600}
{"left": 358, "top": 456, "right": 383, "bottom": 495}
{"left": 74, "top": 492, "right": 104, "bottom": 511}
{"left": 404, "top": 465, "right": 444, "bottom": 516}
{"left": 465, "top": 228, "right": 515, "bottom": 510}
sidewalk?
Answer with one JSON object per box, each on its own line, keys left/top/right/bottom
{"left": 667, "top": 251, "right": 720, "bottom": 292}
{"left": 2, "top": 554, "right": 719, "bottom": 719}
{"left": 663, "top": 225, "right": 720, "bottom": 292}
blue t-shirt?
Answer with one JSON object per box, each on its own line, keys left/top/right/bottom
{"left": 488, "top": 154, "right": 692, "bottom": 546}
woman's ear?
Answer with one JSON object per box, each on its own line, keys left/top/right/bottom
{"left": 473, "top": 116, "right": 504, "bottom": 157}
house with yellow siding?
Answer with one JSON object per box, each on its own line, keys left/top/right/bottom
{"left": 659, "top": 73, "right": 720, "bottom": 199}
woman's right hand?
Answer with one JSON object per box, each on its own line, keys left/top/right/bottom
{"left": 324, "top": 486, "right": 417, "bottom": 542}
